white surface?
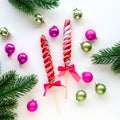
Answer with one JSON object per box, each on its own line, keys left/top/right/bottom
{"left": 1, "top": 0, "right": 120, "bottom": 120}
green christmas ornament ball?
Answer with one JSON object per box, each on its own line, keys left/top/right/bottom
{"left": 81, "top": 41, "right": 92, "bottom": 52}
{"left": 0, "top": 27, "right": 10, "bottom": 37}
{"left": 95, "top": 83, "right": 106, "bottom": 95}
{"left": 76, "top": 90, "right": 87, "bottom": 102}
{"left": 34, "top": 14, "right": 44, "bottom": 24}
{"left": 73, "top": 8, "right": 82, "bottom": 20}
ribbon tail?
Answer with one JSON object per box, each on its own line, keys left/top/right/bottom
{"left": 43, "top": 89, "right": 48, "bottom": 96}
{"left": 70, "top": 71, "right": 81, "bottom": 83}
{"left": 43, "top": 83, "right": 51, "bottom": 96}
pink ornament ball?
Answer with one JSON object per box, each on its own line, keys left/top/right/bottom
{"left": 82, "top": 72, "right": 93, "bottom": 83}
{"left": 5, "top": 43, "right": 15, "bottom": 57}
{"left": 17, "top": 53, "right": 28, "bottom": 64}
{"left": 49, "top": 25, "right": 59, "bottom": 38}
{"left": 85, "top": 29, "right": 96, "bottom": 41}
{"left": 27, "top": 100, "right": 38, "bottom": 112}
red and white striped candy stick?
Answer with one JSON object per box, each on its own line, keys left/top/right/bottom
{"left": 58, "top": 19, "right": 80, "bottom": 98}
{"left": 41, "top": 35, "right": 55, "bottom": 83}
{"left": 40, "top": 35, "right": 64, "bottom": 96}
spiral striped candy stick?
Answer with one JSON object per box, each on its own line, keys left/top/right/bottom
{"left": 58, "top": 19, "right": 81, "bottom": 97}
{"left": 63, "top": 19, "right": 72, "bottom": 66}
{"left": 40, "top": 35, "right": 64, "bottom": 96}
{"left": 41, "top": 35, "right": 55, "bottom": 83}
{"left": 63, "top": 19, "right": 72, "bottom": 98}
{"left": 57, "top": 19, "right": 81, "bottom": 98}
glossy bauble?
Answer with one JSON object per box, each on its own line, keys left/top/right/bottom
{"left": 73, "top": 8, "right": 82, "bottom": 20}
{"left": 5, "top": 43, "right": 15, "bottom": 57}
{"left": 49, "top": 26, "right": 59, "bottom": 38}
{"left": 82, "top": 72, "right": 93, "bottom": 83}
{"left": 17, "top": 53, "right": 28, "bottom": 64}
{"left": 76, "top": 90, "right": 87, "bottom": 102}
{"left": 95, "top": 83, "right": 106, "bottom": 95}
{"left": 0, "top": 27, "right": 10, "bottom": 37}
{"left": 81, "top": 41, "right": 92, "bottom": 52}
{"left": 27, "top": 100, "right": 38, "bottom": 112}
{"left": 85, "top": 29, "right": 96, "bottom": 41}
{"left": 34, "top": 14, "right": 44, "bottom": 24}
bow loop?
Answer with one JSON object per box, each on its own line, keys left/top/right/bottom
{"left": 43, "top": 80, "right": 64, "bottom": 96}
{"left": 58, "top": 64, "right": 80, "bottom": 83}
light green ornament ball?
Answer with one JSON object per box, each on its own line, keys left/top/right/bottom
{"left": 34, "top": 14, "right": 45, "bottom": 24}
{"left": 95, "top": 83, "right": 106, "bottom": 95}
{"left": 81, "top": 41, "right": 92, "bottom": 52}
{"left": 76, "top": 90, "right": 87, "bottom": 102}
{"left": 0, "top": 27, "right": 10, "bottom": 37}
{"left": 73, "top": 8, "right": 82, "bottom": 20}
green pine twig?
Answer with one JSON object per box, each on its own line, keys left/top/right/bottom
{"left": 8, "top": 0, "right": 60, "bottom": 15}
{"left": 8, "top": 0, "right": 36, "bottom": 15}
{"left": 91, "top": 42, "right": 120, "bottom": 73}
{"left": 0, "top": 70, "right": 38, "bottom": 119}
{"left": 0, "top": 74, "right": 38, "bottom": 100}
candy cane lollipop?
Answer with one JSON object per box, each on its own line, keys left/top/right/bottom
{"left": 40, "top": 35, "right": 64, "bottom": 96}
{"left": 58, "top": 19, "right": 80, "bottom": 83}
{"left": 63, "top": 19, "right": 72, "bottom": 66}
{"left": 41, "top": 35, "right": 55, "bottom": 83}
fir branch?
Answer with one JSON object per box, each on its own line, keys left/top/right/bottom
{"left": 0, "top": 65, "right": 38, "bottom": 119}
{"left": 0, "top": 99, "right": 17, "bottom": 111}
{"left": 92, "top": 42, "right": 120, "bottom": 64}
{"left": 0, "top": 111, "right": 16, "bottom": 120}
{"left": 8, "top": 0, "right": 60, "bottom": 15}
{"left": 33, "top": 0, "right": 60, "bottom": 9}
{"left": 91, "top": 42, "right": 120, "bottom": 73}
{"left": 8, "top": 0, "right": 36, "bottom": 15}
{"left": 0, "top": 74, "right": 38, "bottom": 100}
{"left": 0, "top": 71, "right": 17, "bottom": 88}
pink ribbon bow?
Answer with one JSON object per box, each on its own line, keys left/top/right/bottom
{"left": 58, "top": 64, "right": 81, "bottom": 83}
{"left": 43, "top": 80, "right": 64, "bottom": 96}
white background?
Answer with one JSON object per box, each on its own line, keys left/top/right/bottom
{"left": 0, "top": 0, "right": 120, "bottom": 120}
